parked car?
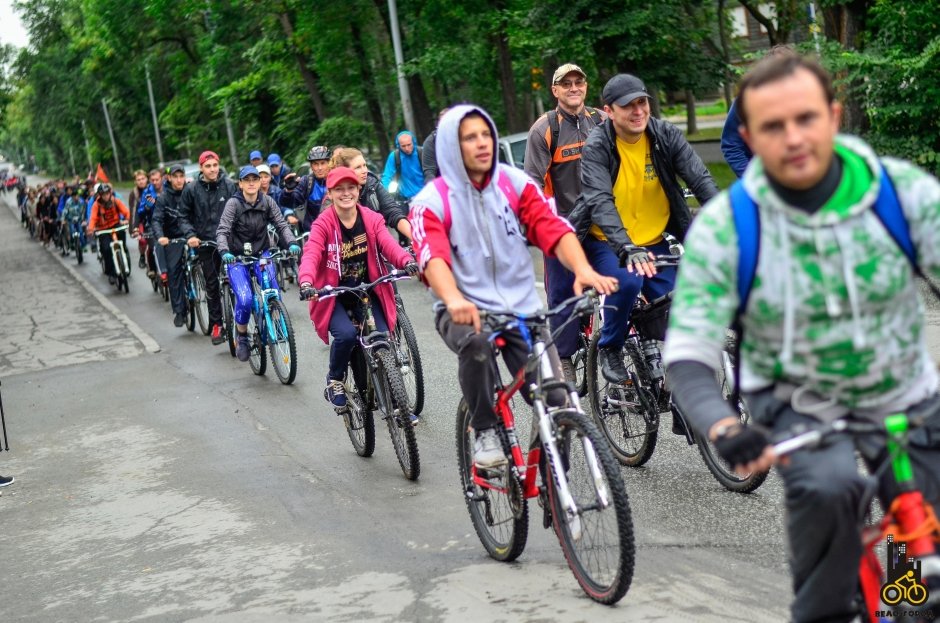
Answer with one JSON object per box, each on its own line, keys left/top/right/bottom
{"left": 498, "top": 132, "right": 528, "bottom": 170}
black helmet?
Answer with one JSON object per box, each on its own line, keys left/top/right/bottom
{"left": 97, "top": 183, "right": 112, "bottom": 194}
{"left": 307, "top": 145, "right": 330, "bottom": 162}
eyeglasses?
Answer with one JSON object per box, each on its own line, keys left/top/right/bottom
{"left": 556, "top": 79, "right": 586, "bottom": 89}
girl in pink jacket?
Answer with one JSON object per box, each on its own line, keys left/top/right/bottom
{"left": 297, "top": 166, "right": 417, "bottom": 409}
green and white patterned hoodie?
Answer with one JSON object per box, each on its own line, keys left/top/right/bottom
{"left": 663, "top": 135, "right": 940, "bottom": 422}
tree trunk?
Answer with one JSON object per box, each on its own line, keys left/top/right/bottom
{"left": 821, "top": 1, "right": 870, "bottom": 133}
{"left": 494, "top": 28, "right": 520, "bottom": 133}
{"left": 685, "top": 91, "right": 698, "bottom": 135}
{"left": 350, "top": 21, "right": 391, "bottom": 156}
{"left": 717, "top": 0, "right": 734, "bottom": 108}
{"left": 407, "top": 74, "right": 434, "bottom": 140}
{"left": 276, "top": 13, "right": 327, "bottom": 122}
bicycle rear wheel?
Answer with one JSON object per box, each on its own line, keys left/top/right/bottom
{"left": 586, "top": 332, "right": 658, "bottom": 466}
{"left": 247, "top": 313, "right": 266, "bottom": 375}
{"left": 455, "top": 398, "right": 529, "bottom": 562}
{"left": 184, "top": 275, "right": 196, "bottom": 332}
{"left": 394, "top": 305, "right": 425, "bottom": 415}
{"left": 221, "top": 280, "right": 236, "bottom": 357}
{"left": 267, "top": 299, "right": 297, "bottom": 385}
{"left": 75, "top": 238, "right": 83, "bottom": 264}
{"left": 193, "top": 266, "right": 210, "bottom": 335}
{"left": 344, "top": 349, "right": 375, "bottom": 457}
{"left": 375, "top": 348, "right": 419, "bottom": 480}
{"left": 546, "top": 410, "right": 635, "bottom": 604}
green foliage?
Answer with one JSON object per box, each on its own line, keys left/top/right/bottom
{"left": 292, "top": 116, "right": 375, "bottom": 166}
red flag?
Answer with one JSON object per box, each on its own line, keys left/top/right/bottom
{"left": 95, "top": 163, "right": 110, "bottom": 184}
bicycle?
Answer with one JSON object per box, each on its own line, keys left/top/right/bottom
{"left": 773, "top": 414, "right": 940, "bottom": 621}
{"left": 456, "top": 290, "right": 635, "bottom": 605}
{"left": 227, "top": 246, "right": 298, "bottom": 385}
{"left": 267, "top": 224, "right": 305, "bottom": 292}
{"left": 166, "top": 238, "right": 211, "bottom": 332}
{"left": 93, "top": 224, "right": 130, "bottom": 293}
{"left": 143, "top": 232, "right": 169, "bottom": 302}
{"left": 585, "top": 254, "right": 769, "bottom": 493}
{"left": 302, "top": 269, "right": 420, "bottom": 480}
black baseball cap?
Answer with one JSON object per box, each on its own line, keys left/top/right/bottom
{"left": 602, "top": 74, "right": 650, "bottom": 107}
{"left": 168, "top": 164, "right": 185, "bottom": 174}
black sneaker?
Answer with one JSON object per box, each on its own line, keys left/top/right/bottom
{"left": 138, "top": 256, "right": 146, "bottom": 269}
{"left": 173, "top": 313, "right": 185, "bottom": 328}
{"left": 0, "top": 475, "right": 13, "bottom": 487}
{"left": 599, "top": 346, "right": 629, "bottom": 384}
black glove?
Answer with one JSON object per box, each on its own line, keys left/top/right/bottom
{"left": 404, "top": 261, "right": 419, "bottom": 277}
{"left": 618, "top": 244, "right": 651, "bottom": 270}
{"left": 299, "top": 284, "right": 316, "bottom": 301}
{"left": 283, "top": 174, "right": 299, "bottom": 191}
{"left": 713, "top": 423, "right": 770, "bottom": 468}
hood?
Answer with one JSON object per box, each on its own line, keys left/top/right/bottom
{"left": 742, "top": 134, "right": 882, "bottom": 228}
{"left": 435, "top": 104, "right": 500, "bottom": 191}
{"left": 395, "top": 130, "right": 419, "bottom": 154}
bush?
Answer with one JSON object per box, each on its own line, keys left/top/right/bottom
{"left": 290, "top": 116, "right": 375, "bottom": 166}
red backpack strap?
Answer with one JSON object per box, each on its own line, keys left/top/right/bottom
{"left": 432, "top": 177, "right": 451, "bottom": 230}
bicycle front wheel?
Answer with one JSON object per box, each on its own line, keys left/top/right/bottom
{"left": 547, "top": 410, "right": 635, "bottom": 605}
{"left": 394, "top": 306, "right": 425, "bottom": 415}
{"left": 586, "top": 332, "right": 658, "bottom": 466}
{"left": 192, "top": 266, "right": 210, "bottom": 335}
{"left": 696, "top": 339, "right": 769, "bottom": 493}
{"left": 455, "top": 398, "right": 529, "bottom": 562}
{"left": 221, "top": 280, "right": 236, "bottom": 357}
{"left": 267, "top": 299, "right": 297, "bottom": 385}
{"left": 375, "top": 348, "right": 419, "bottom": 480}
{"left": 247, "top": 313, "right": 266, "bottom": 376}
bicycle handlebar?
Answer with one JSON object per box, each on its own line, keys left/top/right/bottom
{"left": 480, "top": 289, "right": 599, "bottom": 333}
{"left": 91, "top": 224, "right": 129, "bottom": 235}
{"left": 772, "top": 416, "right": 925, "bottom": 457}
{"left": 299, "top": 270, "right": 412, "bottom": 301}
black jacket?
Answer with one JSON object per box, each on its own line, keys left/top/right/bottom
{"left": 361, "top": 172, "right": 407, "bottom": 228}
{"left": 569, "top": 116, "right": 718, "bottom": 249}
{"left": 151, "top": 185, "right": 186, "bottom": 239}
{"left": 215, "top": 191, "right": 296, "bottom": 255}
{"left": 178, "top": 173, "right": 237, "bottom": 240}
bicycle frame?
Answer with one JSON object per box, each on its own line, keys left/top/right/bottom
{"left": 472, "top": 296, "right": 611, "bottom": 539}
{"left": 230, "top": 250, "right": 286, "bottom": 347}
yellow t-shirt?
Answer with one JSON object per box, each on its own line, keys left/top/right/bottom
{"left": 589, "top": 133, "right": 670, "bottom": 247}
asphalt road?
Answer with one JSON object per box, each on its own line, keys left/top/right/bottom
{"left": 3, "top": 181, "right": 938, "bottom": 622}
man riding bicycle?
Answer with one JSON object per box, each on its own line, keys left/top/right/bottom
{"left": 663, "top": 53, "right": 940, "bottom": 623}
{"left": 86, "top": 183, "right": 130, "bottom": 284}
{"left": 408, "top": 104, "right": 617, "bottom": 468}
{"left": 153, "top": 164, "right": 190, "bottom": 328}
{"left": 567, "top": 73, "right": 717, "bottom": 386}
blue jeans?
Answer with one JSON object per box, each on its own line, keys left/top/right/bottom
{"left": 328, "top": 295, "right": 389, "bottom": 381}
{"left": 582, "top": 237, "right": 677, "bottom": 350}
{"left": 543, "top": 255, "right": 579, "bottom": 358}
{"left": 228, "top": 257, "right": 279, "bottom": 326}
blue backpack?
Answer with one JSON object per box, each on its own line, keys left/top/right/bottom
{"left": 727, "top": 165, "right": 939, "bottom": 400}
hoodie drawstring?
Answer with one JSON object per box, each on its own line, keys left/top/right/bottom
{"left": 833, "top": 226, "right": 866, "bottom": 349}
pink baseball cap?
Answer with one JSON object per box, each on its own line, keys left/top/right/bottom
{"left": 198, "top": 150, "right": 220, "bottom": 165}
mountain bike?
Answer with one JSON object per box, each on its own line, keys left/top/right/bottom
{"left": 585, "top": 254, "right": 769, "bottom": 493}
{"left": 143, "top": 232, "right": 169, "bottom": 301}
{"left": 228, "top": 246, "right": 298, "bottom": 385}
{"left": 383, "top": 246, "right": 425, "bottom": 416}
{"left": 167, "top": 239, "right": 212, "bottom": 333}
{"left": 302, "top": 270, "right": 420, "bottom": 480}
{"left": 93, "top": 224, "right": 130, "bottom": 293}
{"left": 773, "top": 414, "right": 940, "bottom": 621}
{"left": 267, "top": 224, "right": 304, "bottom": 292}
{"left": 457, "top": 290, "right": 635, "bottom": 604}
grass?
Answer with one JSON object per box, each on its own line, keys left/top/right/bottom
{"left": 685, "top": 127, "right": 723, "bottom": 142}
{"left": 662, "top": 99, "right": 728, "bottom": 118}
{"left": 684, "top": 162, "right": 737, "bottom": 209}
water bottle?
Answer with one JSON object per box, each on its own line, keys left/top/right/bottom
{"left": 641, "top": 339, "right": 664, "bottom": 380}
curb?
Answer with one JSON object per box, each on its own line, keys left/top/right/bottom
{"left": 1, "top": 186, "right": 161, "bottom": 354}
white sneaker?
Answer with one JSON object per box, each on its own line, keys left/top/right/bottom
{"left": 473, "top": 428, "right": 508, "bottom": 469}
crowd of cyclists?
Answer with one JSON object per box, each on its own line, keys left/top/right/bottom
{"left": 6, "top": 51, "right": 940, "bottom": 622}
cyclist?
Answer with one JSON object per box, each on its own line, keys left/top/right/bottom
{"left": 86, "top": 183, "right": 130, "bottom": 284}
{"left": 153, "top": 164, "right": 190, "bottom": 328}
{"left": 567, "top": 73, "right": 718, "bottom": 385}
{"left": 217, "top": 166, "right": 301, "bottom": 361}
{"left": 280, "top": 145, "right": 329, "bottom": 233}
{"left": 330, "top": 147, "right": 412, "bottom": 242}
{"left": 178, "top": 150, "right": 237, "bottom": 345}
{"left": 408, "top": 105, "right": 617, "bottom": 468}
{"left": 249, "top": 150, "right": 263, "bottom": 168}
{"left": 256, "top": 164, "right": 283, "bottom": 206}
{"left": 524, "top": 62, "right": 606, "bottom": 381}
{"left": 267, "top": 153, "right": 291, "bottom": 188}
{"left": 296, "top": 166, "right": 416, "bottom": 410}
{"left": 61, "top": 185, "right": 86, "bottom": 251}
{"left": 663, "top": 54, "right": 940, "bottom": 623}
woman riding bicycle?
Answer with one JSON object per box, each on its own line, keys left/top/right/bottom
{"left": 297, "top": 166, "right": 417, "bottom": 410}
{"left": 329, "top": 147, "right": 413, "bottom": 243}
{"left": 216, "top": 165, "right": 301, "bottom": 362}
